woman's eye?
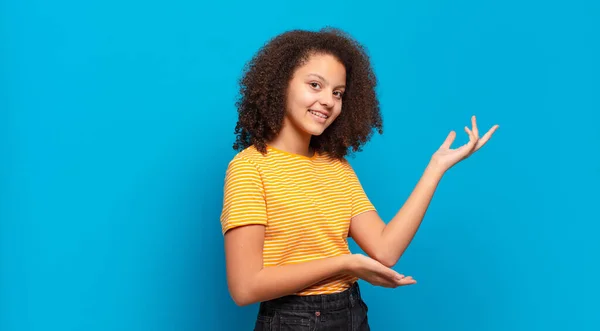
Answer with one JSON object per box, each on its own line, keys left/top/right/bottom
{"left": 334, "top": 91, "right": 343, "bottom": 98}
{"left": 310, "top": 82, "right": 321, "bottom": 89}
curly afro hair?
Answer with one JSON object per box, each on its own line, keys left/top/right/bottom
{"left": 232, "top": 27, "right": 383, "bottom": 159}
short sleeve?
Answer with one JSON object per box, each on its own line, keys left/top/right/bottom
{"left": 343, "top": 161, "right": 376, "bottom": 218}
{"left": 220, "top": 157, "right": 268, "bottom": 234}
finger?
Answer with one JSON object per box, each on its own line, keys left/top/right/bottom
{"left": 474, "top": 124, "right": 499, "bottom": 150}
{"left": 386, "top": 280, "right": 401, "bottom": 288}
{"left": 464, "top": 127, "right": 477, "bottom": 150}
{"left": 379, "top": 277, "right": 400, "bottom": 288}
{"left": 471, "top": 115, "right": 479, "bottom": 138}
{"left": 388, "top": 271, "right": 404, "bottom": 281}
{"left": 466, "top": 125, "right": 478, "bottom": 143}
{"left": 464, "top": 126, "right": 473, "bottom": 141}
{"left": 439, "top": 131, "right": 456, "bottom": 150}
{"left": 398, "top": 277, "right": 417, "bottom": 286}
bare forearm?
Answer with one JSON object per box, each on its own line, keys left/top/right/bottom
{"left": 233, "top": 254, "right": 351, "bottom": 306}
{"left": 380, "top": 163, "right": 444, "bottom": 265}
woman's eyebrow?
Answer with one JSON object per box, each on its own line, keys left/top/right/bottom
{"left": 307, "top": 73, "right": 346, "bottom": 89}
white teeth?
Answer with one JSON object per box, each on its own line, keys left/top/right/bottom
{"left": 309, "top": 110, "right": 328, "bottom": 119}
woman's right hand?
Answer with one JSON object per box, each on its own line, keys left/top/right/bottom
{"left": 346, "top": 254, "right": 416, "bottom": 288}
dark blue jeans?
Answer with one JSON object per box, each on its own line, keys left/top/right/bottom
{"left": 254, "top": 282, "right": 370, "bottom": 330}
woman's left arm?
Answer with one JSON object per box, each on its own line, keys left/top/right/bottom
{"left": 350, "top": 116, "right": 499, "bottom": 267}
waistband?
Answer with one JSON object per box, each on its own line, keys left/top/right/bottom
{"left": 259, "top": 282, "right": 363, "bottom": 312}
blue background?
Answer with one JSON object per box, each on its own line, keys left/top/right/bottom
{"left": 1, "top": 0, "right": 598, "bottom": 330}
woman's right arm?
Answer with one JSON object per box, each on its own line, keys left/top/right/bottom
{"left": 224, "top": 224, "right": 415, "bottom": 306}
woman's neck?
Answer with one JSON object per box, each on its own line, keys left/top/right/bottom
{"left": 268, "top": 121, "right": 313, "bottom": 157}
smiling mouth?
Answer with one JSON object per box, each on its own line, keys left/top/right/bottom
{"left": 308, "top": 109, "right": 329, "bottom": 119}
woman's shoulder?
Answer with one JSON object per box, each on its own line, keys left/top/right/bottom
{"left": 225, "top": 145, "right": 266, "bottom": 171}
{"left": 234, "top": 145, "right": 262, "bottom": 159}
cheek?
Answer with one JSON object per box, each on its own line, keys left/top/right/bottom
{"left": 287, "top": 88, "right": 311, "bottom": 113}
{"left": 291, "top": 86, "right": 319, "bottom": 108}
{"left": 298, "top": 91, "right": 319, "bottom": 108}
{"left": 330, "top": 104, "right": 342, "bottom": 120}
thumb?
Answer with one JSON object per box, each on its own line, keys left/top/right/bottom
{"left": 439, "top": 131, "right": 456, "bottom": 149}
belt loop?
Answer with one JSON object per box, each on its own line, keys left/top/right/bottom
{"left": 349, "top": 285, "right": 356, "bottom": 307}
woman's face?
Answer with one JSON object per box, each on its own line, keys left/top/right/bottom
{"left": 283, "top": 53, "right": 346, "bottom": 137}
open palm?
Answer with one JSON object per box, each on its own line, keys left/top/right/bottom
{"left": 432, "top": 115, "right": 499, "bottom": 171}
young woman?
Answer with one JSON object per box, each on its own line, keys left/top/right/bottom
{"left": 220, "top": 27, "right": 498, "bottom": 330}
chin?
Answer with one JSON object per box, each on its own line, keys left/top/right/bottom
{"left": 303, "top": 123, "right": 328, "bottom": 136}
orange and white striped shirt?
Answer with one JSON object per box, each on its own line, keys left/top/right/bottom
{"left": 220, "top": 145, "right": 375, "bottom": 295}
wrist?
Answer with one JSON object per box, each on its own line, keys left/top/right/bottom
{"left": 425, "top": 160, "right": 447, "bottom": 179}
{"left": 340, "top": 254, "right": 357, "bottom": 275}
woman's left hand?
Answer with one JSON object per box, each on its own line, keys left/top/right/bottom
{"left": 430, "top": 115, "right": 499, "bottom": 173}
